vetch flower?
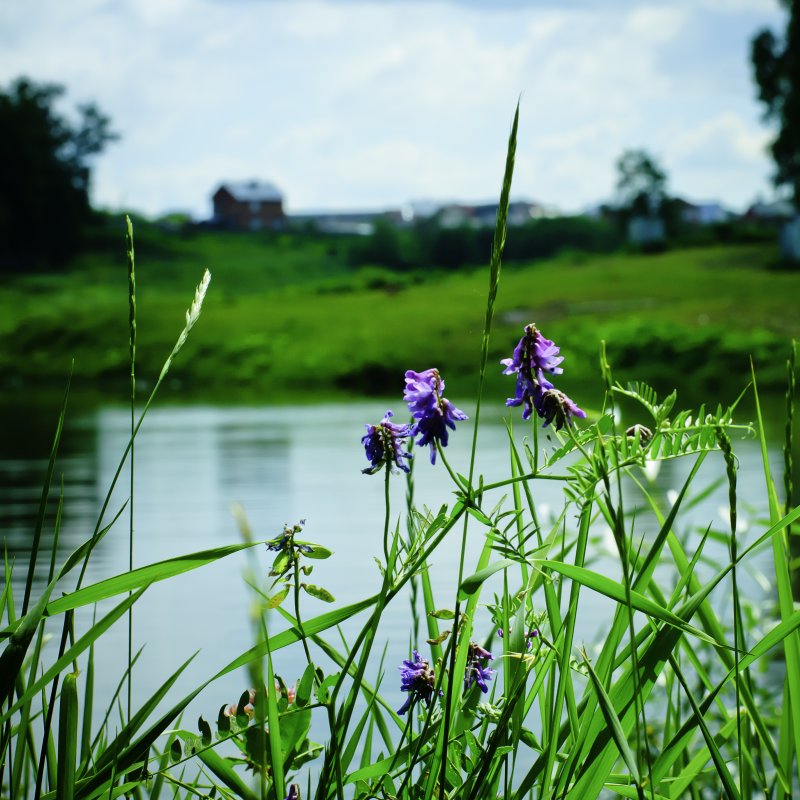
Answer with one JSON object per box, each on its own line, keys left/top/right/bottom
{"left": 464, "top": 641, "right": 495, "bottom": 693}
{"left": 398, "top": 650, "right": 437, "bottom": 714}
{"left": 285, "top": 785, "right": 301, "bottom": 800}
{"left": 403, "top": 369, "right": 467, "bottom": 464}
{"left": 361, "top": 410, "right": 412, "bottom": 474}
{"left": 501, "top": 323, "right": 564, "bottom": 421}
{"left": 502, "top": 323, "right": 564, "bottom": 380}
{"left": 538, "top": 388, "right": 586, "bottom": 431}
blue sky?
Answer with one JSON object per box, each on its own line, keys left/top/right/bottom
{"left": 0, "top": 0, "right": 788, "bottom": 218}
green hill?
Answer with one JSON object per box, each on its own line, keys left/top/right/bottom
{"left": 1, "top": 220, "right": 796, "bottom": 405}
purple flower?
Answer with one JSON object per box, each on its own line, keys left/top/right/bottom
{"left": 361, "top": 410, "right": 412, "bottom": 475}
{"left": 501, "top": 324, "right": 585, "bottom": 429}
{"left": 501, "top": 323, "right": 564, "bottom": 380}
{"left": 464, "top": 641, "right": 495, "bottom": 694}
{"left": 285, "top": 785, "right": 301, "bottom": 800}
{"left": 398, "top": 650, "right": 437, "bottom": 714}
{"left": 403, "top": 369, "right": 467, "bottom": 464}
{"left": 538, "top": 388, "right": 587, "bottom": 431}
{"left": 497, "top": 627, "right": 539, "bottom": 650}
{"left": 501, "top": 323, "right": 564, "bottom": 421}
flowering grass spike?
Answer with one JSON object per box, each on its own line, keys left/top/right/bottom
{"left": 361, "top": 410, "right": 412, "bottom": 474}
{"left": 404, "top": 368, "right": 467, "bottom": 464}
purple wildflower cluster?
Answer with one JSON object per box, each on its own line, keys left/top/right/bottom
{"left": 501, "top": 323, "right": 586, "bottom": 430}
{"left": 397, "top": 650, "right": 437, "bottom": 715}
{"left": 403, "top": 369, "right": 468, "bottom": 464}
{"left": 361, "top": 410, "right": 412, "bottom": 474}
{"left": 464, "top": 642, "right": 495, "bottom": 693}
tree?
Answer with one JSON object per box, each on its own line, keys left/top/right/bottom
{"left": 0, "top": 77, "right": 117, "bottom": 267}
{"left": 615, "top": 149, "right": 668, "bottom": 216}
{"left": 751, "top": 0, "right": 800, "bottom": 206}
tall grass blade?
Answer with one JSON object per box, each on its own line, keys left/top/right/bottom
{"left": 751, "top": 361, "right": 800, "bottom": 780}
{"left": 56, "top": 671, "right": 78, "bottom": 800}
{"left": 126, "top": 214, "right": 136, "bottom": 726}
{"left": 21, "top": 368, "right": 71, "bottom": 616}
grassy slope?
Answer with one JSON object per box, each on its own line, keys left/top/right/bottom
{"left": 1, "top": 229, "right": 797, "bottom": 405}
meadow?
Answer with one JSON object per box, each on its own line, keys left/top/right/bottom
{"left": 0, "top": 214, "right": 798, "bottom": 407}
{"left": 2, "top": 109, "right": 800, "bottom": 800}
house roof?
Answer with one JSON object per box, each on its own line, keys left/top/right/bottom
{"left": 216, "top": 180, "right": 283, "bottom": 203}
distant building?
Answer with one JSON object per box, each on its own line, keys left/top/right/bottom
{"left": 289, "top": 209, "right": 405, "bottom": 235}
{"left": 676, "top": 199, "right": 729, "bottom": 225}
{"left": 212, "top": 180, "right": 285, "bottom": 230}
{"left": 436, "top": 200, "right": 553, "bottom": 229}
{"left": 627, "top": 215, "right": 665, "bottom": 246}
{"left": 744, "top": 199, "right": 796, "bottom": 222}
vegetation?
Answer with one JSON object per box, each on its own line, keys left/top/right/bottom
{"left": 614, "top": 148, "right": 668, "bottom": 216}
{"left": 347, "top": 214, "right": 623, "bottom": 272}
{"left": 2, "top": 111, "right": 800, "bottom": 799}
{"left": 0, "top": 216, "right": 796, "bottom": 404}
{"left": 0, "top": 77, "right": 117, "bottom": 268}
{"left": 752, "top": 0, "right": 800, "bottom": 205}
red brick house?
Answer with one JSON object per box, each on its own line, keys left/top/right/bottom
{"left": 211, "top": 181, "right": 285, "bottom": 230}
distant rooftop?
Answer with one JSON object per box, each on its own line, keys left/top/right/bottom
{"left": 216, "top": 180, "right": 283, "bottom": 202}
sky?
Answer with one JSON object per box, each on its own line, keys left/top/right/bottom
{"left": 0, "top": 0, "right": 789, "bottom": 219}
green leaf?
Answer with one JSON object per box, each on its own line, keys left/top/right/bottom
{"left": 582, "top": 651, "right": 641, "bottom": 787}
{"left": 45, "top": 541, "right": 263, "bottom": 617}
{"left": 197, "top": 747, "right": 258, "bottom": 800}
{"left": 270, "top": 550, "right": 292, "bottom": 576}
{"left": 169, "top": 739, "right": 182, "bottom": 763}
{"left": 296, "top": 663, "right": 316, "bottom": 708}
{"left": 427, "top": 630, "right": 451, "bottom": 646}
{"left": 428, "top": 609, "right": 455, "bottom": 620}
{"left": 1, "top": 589, "right": 144, "bottom": 724}
{"left": 315, "top": 672, "right": 340, "bottom": 704}
{"left": 301, "top": 583, "right": 335, "bottom": 603}
{"left": 56, "top": 672, "right": 79, "bottom": 800}
{"left": 459, "top": 558, "right": 517, "bottom": 598}
{"left": 266, "top": 584, "right": 290, "bottom": 609}
{"left": 535, "top": 560, "right": 718, "bottom": 645}
{"left": 198, "top": 716, "right": 212, "bottom": 747}
{"left": 0, "top": 574, "right": 57, "bottom": 707}
{"left": 297, "top": 542, "right": 333, "bottom": 559}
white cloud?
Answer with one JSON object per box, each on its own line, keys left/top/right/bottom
{"left": 0, "top": 0, "right": 788, "bottom": 216}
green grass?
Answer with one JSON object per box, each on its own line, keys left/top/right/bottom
{"left": 1, "top": 230, "right": 797, "bottom": 404}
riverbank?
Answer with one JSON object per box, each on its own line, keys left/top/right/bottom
{"left": 1, "top": 233, "right": 797, "bottom": 404}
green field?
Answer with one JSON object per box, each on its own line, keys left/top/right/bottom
{"left": 1, "top": 221, "right": 797, "bottom": 405}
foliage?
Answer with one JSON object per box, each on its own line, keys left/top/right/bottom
{"left": 0, "top": 77, "right": 117, "bottom": 268}
{"left": 615, "top": 148, "right": 668, "bottom": 216}
{"left": 751, "top": 0, "right": 800, "bottom": 205}
{"left": 348, "top": 214, "right": 622, "bottom": 272}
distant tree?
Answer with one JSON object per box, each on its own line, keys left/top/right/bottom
{"left": 615, "top": 149, "right": 668, "bottom": 216}
{"left": 0, "top": 77, "right": 117, "bottom": 268}
{"left": 751, "top": 0, "right": 800, "bottom": 206}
